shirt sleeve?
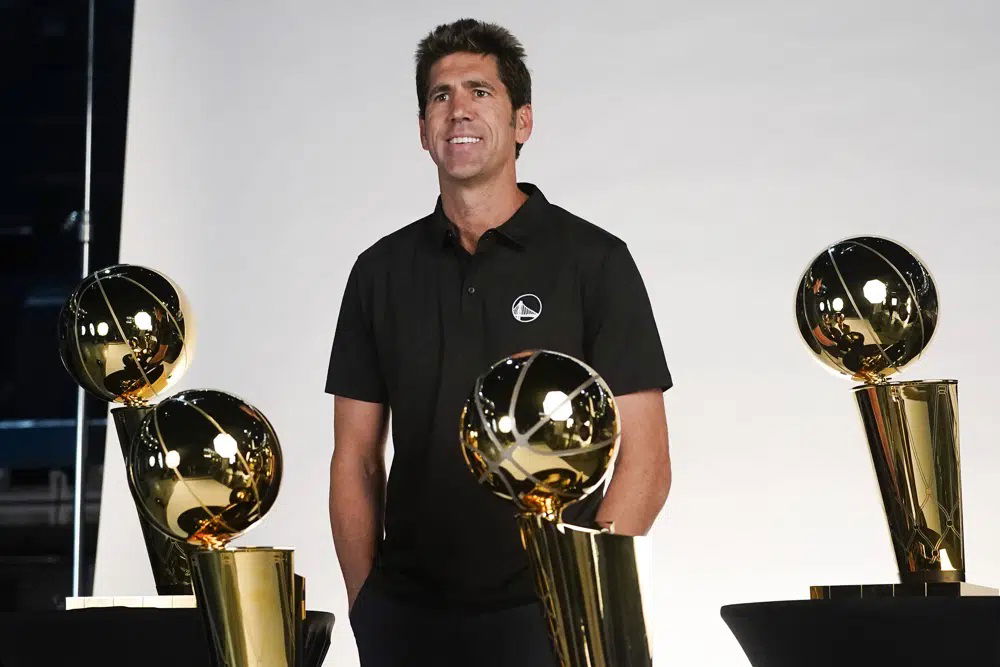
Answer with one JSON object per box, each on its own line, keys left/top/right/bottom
{"left": 584, "top": 242, "right": 672, "bottom": 396}
{"left": 325, "top": 260, "right": 388, "bottom": 403}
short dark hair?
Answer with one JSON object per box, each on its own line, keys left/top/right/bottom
{"left": 415, "top": 19, "right": 532, "bottom": 158}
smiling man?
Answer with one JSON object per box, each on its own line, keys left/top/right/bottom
{"left": 327, "top": 18, "right": 672, "bottom": 667}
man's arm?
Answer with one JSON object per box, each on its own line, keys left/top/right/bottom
{"left": 330, "top": 395, "right": 389, "bottom": 609}
{"left": 595, "top": 389, "right": 670, "bottom": 536}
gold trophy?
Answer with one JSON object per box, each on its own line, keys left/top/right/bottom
{"left": 126, "top": 388, "right": 302, "bottom": 666}
{"left": 460, "top": 350, "right": 652, "bottom": 666}
{"left": 58, "top": 264, "right": 197, "bottom": 593}
{"left": 795, "top": 237, "right": 995, "bottom": 598}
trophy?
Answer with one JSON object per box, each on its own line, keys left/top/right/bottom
{"left": 795, "top": 237, "right": 995, "bottom": 598}
{"left": 58, "top": 264, "right": 197, "bottom": 593}
{"left": 460, "top": 350, "right": 652, "bottom": 666}
{"left": 126, "top": 388, "right": 302, "bottom": 666}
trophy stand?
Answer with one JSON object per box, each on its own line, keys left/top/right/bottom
{"left": 518, "top": 514, "right": 652, "bottom": 667}
{"left": 810, "top": 380, "right": 996, "bottom": 599}
{"left": 111, "top": 406, "right": 196, "bottom": 594}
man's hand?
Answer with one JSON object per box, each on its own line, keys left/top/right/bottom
{"left": 330, "top": 396, "right": 389, "bottom": 610}
{"left": 595, "top": 389, "right": 670, "bottom": 536}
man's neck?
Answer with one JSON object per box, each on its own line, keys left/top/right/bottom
{"left": 439, "top": 173, "right": 527, "bottom": 254}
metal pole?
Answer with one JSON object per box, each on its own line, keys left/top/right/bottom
{"left": 72, "top": 0, "right": 96, "bottom": 598}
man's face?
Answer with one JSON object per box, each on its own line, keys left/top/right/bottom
{"left": 419, "top": 52, "right": 532, "bottom": 184}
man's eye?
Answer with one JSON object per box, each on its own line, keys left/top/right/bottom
{"left": 474, "top": 89, "right": 490, "bottom": 97}
{"left": 433, "top": 93, "right": 448, "bottom": 102}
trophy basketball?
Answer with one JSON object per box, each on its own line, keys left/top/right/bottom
{"left": 461, "top": 350, "right": 652, "bottom": 666}
{"left": 795, "top": 236, "right": 994, "bottom": 597}
{"left": 126, "top": 388, "right": 303, "bottom": 666}
{"left": 58, "top": 264, "right": 197, "bottom": 593}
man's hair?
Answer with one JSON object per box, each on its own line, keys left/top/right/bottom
{"left": 415, "top": 18, "right": 531, "bottom": 158}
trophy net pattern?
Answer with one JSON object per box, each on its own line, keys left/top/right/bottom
{"left": 796, "top": 237, "right": 937, "bottom": 383}
{"left": 63, "top": 266, "right": 191, "bottom": 405}
{"left": 131, "top": 390, "right": 281, "bottom": 549}
{"left": 466, "top": 350, "right": 619, "bottom": 517}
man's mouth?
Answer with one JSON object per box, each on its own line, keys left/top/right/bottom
{"left": 448, "top": 136, "right": 481, "bottom": 144}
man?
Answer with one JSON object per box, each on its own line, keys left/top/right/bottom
{"left": 327, "top": 18, "right": 672, "bottom": 667}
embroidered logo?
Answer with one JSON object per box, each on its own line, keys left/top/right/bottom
{"left": 511, "top": 294, "right": 542, "bottom": 323}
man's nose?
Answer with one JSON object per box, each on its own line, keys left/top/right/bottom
{"left": 449, "top": 91, "right": 474, "bottom": 121}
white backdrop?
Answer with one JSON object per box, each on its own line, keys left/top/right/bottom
{"left": 95, "top": 1, "right": 1000, "bottom": 665}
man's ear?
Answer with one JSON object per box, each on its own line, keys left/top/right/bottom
{"left": 515, "top": 104, "right": 533, "bottom": 145}
{"left": 419, "top": 116, "right": 429, "bottom": 151}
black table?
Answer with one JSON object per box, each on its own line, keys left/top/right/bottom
{"left": 0, "top": 608, "right": 334, "bottom": 667}
{"left": 722, "top": 598, "right": 1000, "bottom": 666}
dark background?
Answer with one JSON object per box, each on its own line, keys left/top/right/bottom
{"left": 0, "top": 0, "right": 134, "bottom": 609}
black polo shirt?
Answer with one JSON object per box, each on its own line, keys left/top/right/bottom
{"left": 326, "top": 183, "right": 671, "bottom": 609}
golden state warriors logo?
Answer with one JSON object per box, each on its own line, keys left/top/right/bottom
{"left": 511, "top": 294, "right": 542, "bottom": 323}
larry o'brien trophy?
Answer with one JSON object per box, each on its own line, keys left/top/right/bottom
{"left": 126, "top": 389, "right": 302, "bottom": 667}
{"left": 460, "top": 350, "right": 652, "bottom": 666}
{"left": 795, "top": 236, "right": 995, "bottom": 598}
{"left": 58, "top": 264, "right": 197, "bottom": 593}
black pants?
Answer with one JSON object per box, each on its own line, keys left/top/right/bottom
{"left": 350, "top": 583, "right": 559, "bottom": 667}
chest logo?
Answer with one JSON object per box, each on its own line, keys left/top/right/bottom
{"left": 511, "top": 294, "right": 542, "bottom": 323}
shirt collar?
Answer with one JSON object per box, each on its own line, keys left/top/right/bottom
{"left": 428, "top": 183, "right": 547, "bottom": 249}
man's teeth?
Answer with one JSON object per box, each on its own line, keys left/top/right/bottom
{"left": 448, "top": 137, "right": 481, "bottom": 144}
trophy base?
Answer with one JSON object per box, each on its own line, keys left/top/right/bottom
{"left": 810, "top": 582, "right": 998, "bottom": 599}
{"left": 111, "top": 406, "right": 195, "bottom": 595}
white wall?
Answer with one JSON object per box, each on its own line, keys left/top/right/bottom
{"left": 96, "top": 1, "right": 1000, "bottom": 665}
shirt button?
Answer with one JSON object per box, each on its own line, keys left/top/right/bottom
{"left": 467, "top": 286, "right": 476, "bottom": 295}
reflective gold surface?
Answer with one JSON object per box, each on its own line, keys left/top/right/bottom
{"left": 462, "top": 351, "right": 650, "bottom": 666}
{"left": 795, "top": 237, "right": 937, "bottom": 383}
{"left": 58, "top": 264, "right": 194, "bottom": 405}
{"left": 111, "top": 406, "right": 195, "bottom": 594}
{"left": 127, "top": 389, "right": 282, "bottom": 549}
{"left": 854, "top": 380, "right": 964, "bottom": 583}
{"left": 192, "top": 547, "right": 297, "bottom": 667}
{"left": 519, "top": 515, "right": 652, "bottom": 667}
{"left": 295, "top": 574, "right": 307, "bottom": 623}
{"left": 796, "top": 238, "right": 987, "bottom": 596}
{"left": 460, "top": 350, "right": 619, "bottom": 519}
